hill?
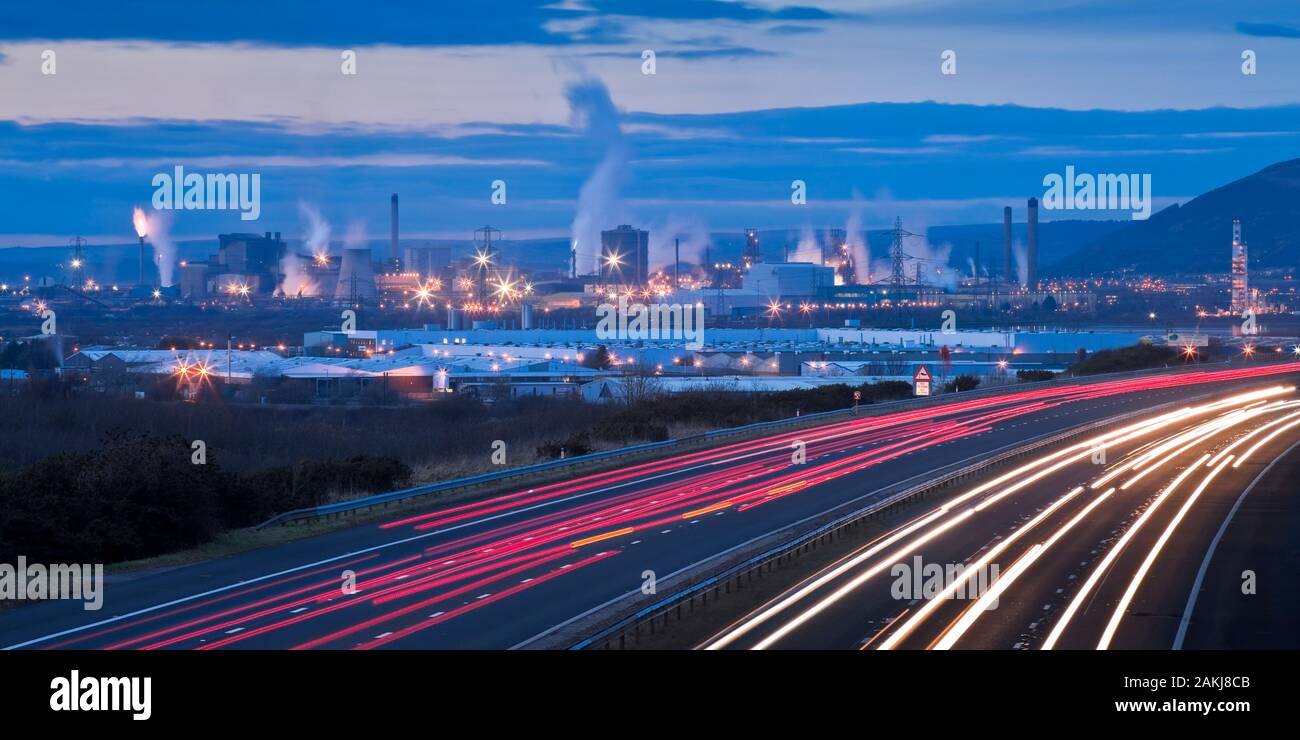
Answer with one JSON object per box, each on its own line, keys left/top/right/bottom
{"left": 1052, "top": 158, "right": 1300, "bottom": 275}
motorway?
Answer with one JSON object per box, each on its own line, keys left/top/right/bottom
{"left": 2, "top": 362, "right": 1299, "bottom": 650}
{"left": 704, "top": 381, "right": 1300, "bottom": 650}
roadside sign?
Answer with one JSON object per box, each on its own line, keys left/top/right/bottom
{"left": 913, "top": 365, "right": 932, "bottom": 396}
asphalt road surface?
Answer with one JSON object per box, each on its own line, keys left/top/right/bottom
{"left": 703, "top": 377, "right": 1300, "bottom": 650}
{"left": 3, "top": 362, "right": 1299, "bottom": 650}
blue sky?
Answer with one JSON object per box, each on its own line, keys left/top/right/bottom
{"left": 1, "top": 0, "right": 1298, "bottom": 258}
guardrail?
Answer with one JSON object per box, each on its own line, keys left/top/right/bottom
{"left": 255, "top": 361, "right": 1233, "bottom": 529}
{"left": 565, "top": 396, "right": 1207, "bottom": 650}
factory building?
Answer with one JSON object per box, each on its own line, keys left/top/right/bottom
{"left": 178, "top": 232, "right": 286, "bottom": 299}
{"left": 217, "top": 232, "right": 284, "bottom": 293}
{"left": 742, "top": 228, "right": 762, "bottom": 267}
{"left": 404, "top": 244, "right": 452, "bottom": 279}
{"left": 742, "top": 262, "right": 834, "bottom": 297}
{"left": 600, "top": 225, "right": 649, "bottom": 285}
{"left": 179, "top": 262, "right": 209, "bottom": 299}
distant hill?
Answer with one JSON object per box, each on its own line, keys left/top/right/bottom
{"left": 1052, "top": 158, "right": 1300, "bottom": 276}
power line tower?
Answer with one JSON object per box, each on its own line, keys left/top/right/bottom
{"left": 889, "top": 217, "right": 921, "bottom": 288}
{"left": 68, "top": 236, "right": 86, "bottom": 288}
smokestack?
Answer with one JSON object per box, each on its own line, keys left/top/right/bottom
{"left": 138, "top": 236, "right": 146, "bottom": 286}
{"left": 390, "top": 194, "right": 399, "bottom": 268}
{"left": 520, "top": 302, "right": 534, "bottom": 330}
{"left": 674, "top": 237, "right": 680, "bottom": 290}
{"left": 1027, "top": 197, "right": 1039, "bottom": 288}
{"left": 1002, "top": 206, "right": 1012, "bottom": 284}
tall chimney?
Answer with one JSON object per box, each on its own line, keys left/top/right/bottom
{"left": 390, "top": 194, "right": 399, "bottom": 268}
{"left": 1026, "top": 197, "right": 1039, "bottom": 288}
{"left": 139, "top": 236, "right": 146, "bottom": 286}
{"left": 674, "top": 237, "right": 680, "bottom": 290}
{"left": 1002, "top": 206, "right": 1012, "bottom": 284}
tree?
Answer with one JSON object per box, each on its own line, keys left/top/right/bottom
{"left": 0, "top": 339, "right": 58, "bottom": 370}
{"left": 943, "top": 374, "right": 981, "bottom": 393}
{"left": 157, "top": 336, "right": 199, "bottom": 350}
{"left": 582, "top": 345, "right": 612, "bottom": 370}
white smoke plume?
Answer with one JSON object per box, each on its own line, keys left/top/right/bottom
{"left": 844, "top": 192, "right": 869, "bottom": 283}
{"left": 281, "top": 201, "right": 329, "bottom": 297}
{"left": 343, "top": 220, "right": 369, "bottom": 250}
{"left": 300, "top": 201, "right": 331, "bottom": 256}
{"left": 145, "top": 210, "right": 177, "bottom": 287}
{"left": 1012, "top": 240, "right": 1029, "bottom": 287}
{"left": 789, "top": 224, "right": 821, "bottom": 263}
{"left": 566, "top": 76, "right": 629, "bottom": 274}
{"left": 647, "top": 216, "right": 711, "bottom": 275}
{"left": 855, "top": 188, "right": 963, "bottom": 289}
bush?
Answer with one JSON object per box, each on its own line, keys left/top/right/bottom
{"left": 267, "top": 380, "right": 315, "bottom": 405}
{"left": 0, "top": 339, "right": 58, "bottom": 370}
{"left": 536, "top": 432, "right": 594, "bottom": 460}
{"left": 1015, "top": 369, "right": 1057, "bottom": 382}
{"left": 0, "top": 432, "right": 411, "bottom": 563}
{"left": 1070, "top": 344, "right": 1180, "bottom": 375}
{"left": 0, "top": 432, "right": 227, "bottom": 563}
{"left": 943, "top": 374, "right": 981, "bottom": 393}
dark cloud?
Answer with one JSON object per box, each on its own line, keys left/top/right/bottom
{"left": 582, "top": 47, "right": 779, "bottom": 60}
{"left": 0, "top": 0, "right": 847, "bottom": 46}
{"left": 589, "top": 1, "right": 838, "bottom": 22}
{"left": 766, "top": 25, "right": 824, "bottom": 36}
{"left": 1236, "top": 22, "right": 1300, "bottom": 39}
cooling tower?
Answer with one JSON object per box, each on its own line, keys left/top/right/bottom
{"left": 1002, "top": 206, "right": 1012, "bottom": 284}
{"left": 334, "top": 248, "right": 377, "bottom": 301}
{"left": 1026, "top": 197, "right": 1039, "bottom": 288}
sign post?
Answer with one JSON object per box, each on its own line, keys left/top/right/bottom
{"left": 913, "top": 365, "right": 932, "bottom": 397}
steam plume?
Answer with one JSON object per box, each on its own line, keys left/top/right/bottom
{"left": 566, "top": 76, "right": 629, "bottom": 275}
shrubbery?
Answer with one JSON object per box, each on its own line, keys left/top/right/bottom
{"left": 943, "top": 374, "right": 981, "bottom": 393}
{"left": 536, "top": 432, "right": 595, "bottom": 460}
{"left": 1070, "top": 343, "right": 1180, "bottom": 375}
{"left": 1016, "top": 369, "right": 1057, "bottom": 382}
{"left": 0, "top": 432, "right": 410, "bottom": 564}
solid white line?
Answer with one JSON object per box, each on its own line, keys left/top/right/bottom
{"left": 1172, "top": 437, "right": 1300, "bottom": 649}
